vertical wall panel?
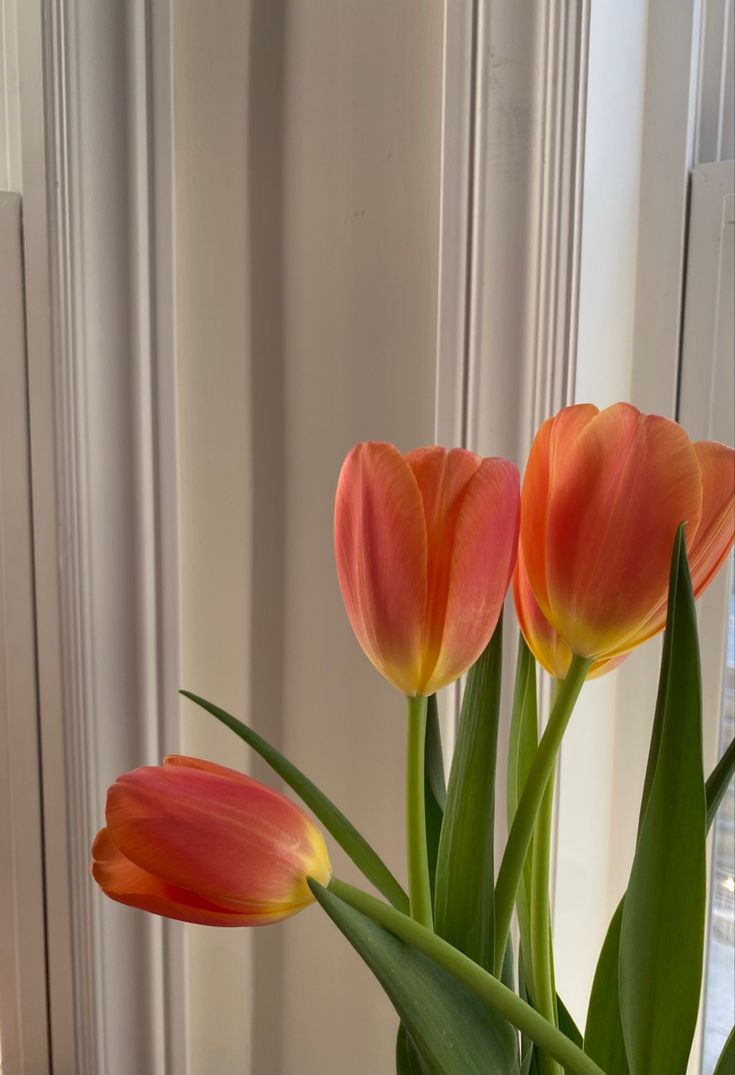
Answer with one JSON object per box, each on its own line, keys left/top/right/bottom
{"left": 174, "top": 3, "right": 443, "bottom": 1072}
{"left": 174, "top": 2, "right": 254, "bottom": 1072}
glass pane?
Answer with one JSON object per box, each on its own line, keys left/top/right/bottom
{"left": 701, "top": 557, "right": 735, "bottom": 1073}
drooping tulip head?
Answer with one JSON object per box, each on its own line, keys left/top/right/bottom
{"left": 520, "top": 403, "right": 735, "bottom": 664}
{"left": 92, "top": 756, "right": 332, "bottom": 926}
{"left": 334, "top": 442, "right": 520, "bottom": 696}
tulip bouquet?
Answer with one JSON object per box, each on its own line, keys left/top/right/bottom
{"left": 93, "top": 403, "right": 735, "bottom": 1075}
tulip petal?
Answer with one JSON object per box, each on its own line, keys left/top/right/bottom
{"left": 521, "top": 405, "right": 598, "bottom": 617}
{"left": 404, "top": 447, "right": 484, "bottom": 689}
{"left": 690, "top": 441, "right": 735, "bottom": 594}
{"left": 163, "top": 754, "right": 253, "bottom": 783}
{"left": 420, "top": 457, "right": 520, "bottom": 694}
{"left": 608, "top": 440, "right": 735, "bottom": 658}
{"left": 105, "top": 765, "right": 331, "bottom": 911}
{"left": 513, "top": 552, "right": 624, "bottom": 680}
{"left": 334, "top": 442, "right": 427, "bottom": 694}
{"left": 539, "top": 404, "right": 703, "bottom": 657}
{"left": 91, "top": 828, "right": 294, "bottom": 926}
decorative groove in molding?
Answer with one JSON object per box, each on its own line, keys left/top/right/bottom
{"left": 434, "top": 0, "right": 590, "bottom": 469}
{"left": 434, "top": 0, "right": 477, "bottom": 451}
{"left": 433, "top": 0, "right": 590, "bottom": 845}
{"left": 529, "top": 0, "right": 590, "bottom": 436}
{"left": 33, "top": 2, "right": 180, "bottom": 1071}
{"left": 695, "top": 0, "right": 734, "bottom": 164}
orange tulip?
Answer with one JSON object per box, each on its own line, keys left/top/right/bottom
{"left": 334, "top": 442, "right": 520, "bottom": 696}
{"left": 92, "top": 755, "right": 331, "bottom": 926}
{"left": 520, "top": 403, "right": 735, "bottom": 664}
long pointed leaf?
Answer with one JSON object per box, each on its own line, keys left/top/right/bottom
{"left": 313, "top": 882, "right": 519, "bottom": 1075}
{"left": 180, "top": 690, "right": 408, "bottom": 912}
{"left": 317, "top": 878, "right": 606, "bottom": 1075}
{"left": 507, "top": 635, "right": 539, "bottom": 960}
{"left": 584, "top": 899, "right": 627, "bottom": 1074}
{"left": 585, "top": 733, "right": 733, "bottom": 1072}
{"left": 508, "top": 633, "right": 555, "bottom": 1071}
{"left": 706, "top": 736, "right": 735, "bottom": 828}
{"left": 425, "top": 694, "right": 446, "bottom": 905}
{"left": 713, "top": 1026, "right": 734, "bottom": 1075}
{"left": 396, "top": 1023, "right": 434, "bottom": 1075}
{"left": 557, "top": 996, "right": 582, "bottom": 1049}
{"left": 619, "top": 528, "right": 707, "bottom": 1075}
{"left": 434, "top": 617, "right": 503, "bottom": 971}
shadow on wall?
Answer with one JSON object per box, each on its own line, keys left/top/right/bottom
{"left": 247, "top": 2, "right": 288, "bottom": 1073}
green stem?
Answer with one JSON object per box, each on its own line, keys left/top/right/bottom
{"left": 327, "top": 878, "right": 605, "bottom": 1075}
{"left": 494, "top": 654, "right": 591, "bottom": 973}
{"left": 530, "top": 759, "right": 561, "bottom": 1075}
{"left": 406, "top": 695, "right": 433, "bottom": 929}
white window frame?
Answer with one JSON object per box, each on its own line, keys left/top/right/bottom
{"left": 0, "top": 192, "right": 51, "bottom": 1075}
{"left": 2, "top": 0, "right": 730, "bottom": 1071}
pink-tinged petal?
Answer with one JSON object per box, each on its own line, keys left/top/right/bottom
{"left": 163, "top": 754, "right": 253, "bottom": 784}
{"left": 541, "top": 404, "right": 703, "bottom": 657}
{"left": 91, "top": 828, "right": 295, "bottom": 926}
{"left": 421, "top": 457, "right": 520, "bottom": 694}
{"left": 690, "top": 441, "right": 735, "bottom": 594}
{"left": 334, "top": 442, "right": 427, "bottom": 694}
{"left": 105, "top": 764, "right": 331, "bottom": 910}
{"left": 591, "top": 441, "right": 734, "bottom": 659}
{"left": 405, "top": 447, "right": 485, "bottom": 688}
{"left": 521, "top": 405, "right": 599, "bottom": 618}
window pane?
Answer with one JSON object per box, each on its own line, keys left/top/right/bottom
{"left": 701, "top": 557, "right": 735, "bottom": 1073}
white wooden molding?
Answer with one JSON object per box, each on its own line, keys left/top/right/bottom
{"left": 434, "top": 0, "right": 590, "bottom": 828}
{"left": 14, "top": 2, "right": 181, "bottom": 1072}
{"left": 679, "top": 159, "right": 734, "bottom": 1075}
{"left": 0, "top": 192, "right": 51, "bottom": 1075}
{"left": 695, "top": 0, "right": 735, "bottom": 164}
{"left": 434, "top": 0, "right": 590, "bottom": 465}
{"left": 631, "top": 0, "right": 703, "bottom": 416}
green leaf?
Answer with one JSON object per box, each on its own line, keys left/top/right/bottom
{"left": 713, "top": 1026, "right": 734, "bottom": 1075}
{"left": 706, "top": 736, "right": 735, "bottom": 829}
{"left": 518, "top": 955, "right": 541, "bottom": 1075}
{"left": 434, "top": 616, "right": 504, "bottom": 971}
{"left": 584, "top": 899, "right": 628, "bottom": 1074}
{"left": 400, "top": 707, "right": 444, "bottom": 1075}
{"left": 618, "top": 527, "right": 707, "bottom": 1075}
{"left": 556, "top": 996, "right": 582, "bottom": 1050}
{"left": 313, "top": 882, "right": 520, "bottom": 1075}
{"left": 507, "top": 634, "right": 552, "bottom": 1066}
{"left": 180, "top": 690, "right": 408, "bottom": 913}
{"left": 506, "top": 635, "right": 539, "bottom": 955}
{"left": 425, "top": 694, "right": 446, "bottom": 907}
{"left": 501, "top": 936, "right": 516, "bottom": 991}
{"left": 319, "top": 878, "right": 607, "bottom": 1075}
{"left": 396, "top": 1023, "right": 434, "bottom": 1075}
{"left": 585, "top": 731, "right": 732, "bottom": 1073}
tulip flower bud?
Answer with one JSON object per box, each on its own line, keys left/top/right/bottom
{"left": 334, "top": 441, "right": 520, "bottom": 696}
{"left": 520, "top": 403, "right": 735, "bottom": 664}
{"left": 91, "top": 756, "right": 332, "bottom": 926}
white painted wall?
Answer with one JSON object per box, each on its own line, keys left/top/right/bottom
{"left": 174, "top": 3, "right": 442, "bottom": 1071}
{"left": 553, "top": 0, "right": 652, "bottom": 1027}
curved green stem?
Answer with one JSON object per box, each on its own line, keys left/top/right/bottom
{"left": 406, "top": 695, "right": 433, "bottom": 929}
{"left": 326, "top": 878, "right": 605, "bottom": 1075}
{"left": 494, "top": 654, "right": 591, "bottom": 973}
{"left": 530, "top": 760, "right": 561, "bottom": 1075}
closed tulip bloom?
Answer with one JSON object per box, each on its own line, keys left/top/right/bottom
{"left": 521, "top": 403, "right": 735, "bottom": 663}
{"left": 335, "top": 441, "right": 520, "bottom": 696}
{"left": 91, "top": 756, "right": 331, "bottom": 926}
